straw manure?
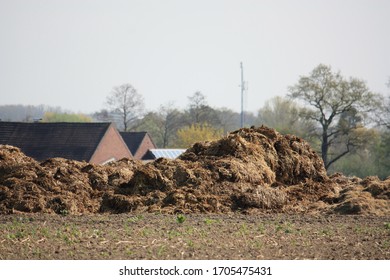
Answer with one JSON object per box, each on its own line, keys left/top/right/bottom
{"left": 0, "top": 126, "right": 388, "bottom": 215}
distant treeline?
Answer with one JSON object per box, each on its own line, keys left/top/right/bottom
{"left": 1, "top": 65, "right": 390, "bottom": 179}
{"left": 0, "top": 104, "right": 63, "bottom": 122}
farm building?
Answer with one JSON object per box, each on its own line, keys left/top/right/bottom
{"left": 0, "top": 122, "right": 132, "bottom": 164}
{"left": 142, "top": 148, "right": 186, "bottom": 160}
{"left": 119, "top": 131, "right": 157, "bottom": 160}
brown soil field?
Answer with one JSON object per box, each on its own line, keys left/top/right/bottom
{"left": 0, "top": 213, "right": 389, "bottom": 259}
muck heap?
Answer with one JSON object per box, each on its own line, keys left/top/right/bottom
{"left": 0, "top": 126, "right": 389, "bottom": 215}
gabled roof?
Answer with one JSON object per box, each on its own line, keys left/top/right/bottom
{"left": 0, "top": 122, "right": 112, "bottom": 162}
{"left": 142, "top": 149, "right": 186, "bottom": 160}
{"left": 120, "top": 131, "right": 157, "bottom": 160}
{"left": 119, "top": 132, "right": 149, "bottom": 155}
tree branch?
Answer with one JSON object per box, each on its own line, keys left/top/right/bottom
{"left": 326, "top": 148, "right": 350, "bottom": 169}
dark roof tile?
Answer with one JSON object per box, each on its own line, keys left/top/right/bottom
{"left": 0, "top": 122, "right": 111, "bottom": 162}
{"left": 120, "top": 131, "right": 148, "bottom": 155}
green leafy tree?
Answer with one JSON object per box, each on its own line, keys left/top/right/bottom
{"left": 158, "top": 104, "right": 185, "bottom": 148}
{"left": 375, "top": 131, "right": 390, "bottom": 178}
{"left": 0, "top": 104, "right": 62, "bottom": 122}
{"left": 42, "top": 112, "right": 92, "bottom": 122}
{"left": 327, "top": 127, "right": 380, "bottom": 177}
{"left": 215, "top": 107, "right": 241, "bottom": 134}
{"left": 378, "top": 78, "right": 390, "bottom": 129}
{"left": 288, "top": 64, "right": 380, "bottom": 170}
{"left": 176, "top": 123, "right": 223, "bottom": 148}
{"left": 371, "top": 78, "right": 390, "bottom": 178}
{"left": 257, "top": 96, "right": 316, "bottom": 140}
{"left": 137, "top": 103, "right": 185, "bottom": 148}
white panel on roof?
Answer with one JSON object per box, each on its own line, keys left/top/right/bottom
{"left": 149, "top": 149, "right": 186, "bottom": 159}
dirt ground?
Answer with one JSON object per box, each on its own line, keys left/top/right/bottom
{"left": 0, "top": 213, "right": 389, "bottom": 260}
{"left": 1, "top": 126, "right": 389, "bottom": 260}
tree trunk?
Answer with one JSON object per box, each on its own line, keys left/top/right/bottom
{"left": 163, "top": 127, "right": 168, "bottom": 148}
{"left": 321, "top": 129, "right": 328, "bottom": 169}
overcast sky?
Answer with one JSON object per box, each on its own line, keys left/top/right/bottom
{"left": 0, "top": 0, "right": 389, "bottom": 115}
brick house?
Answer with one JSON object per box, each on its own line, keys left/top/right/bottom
{"left": 119, "top": 131, "right": 157, "bottom": 160}
{"left": 0, "top": 122, "right": 132, "bottom": 164}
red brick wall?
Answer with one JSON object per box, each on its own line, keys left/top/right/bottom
{"left": 134, "top": 134, "right": 156, "bottom": 160}
{"left": 90, "top": 125, "right": 132, "bottom": 164}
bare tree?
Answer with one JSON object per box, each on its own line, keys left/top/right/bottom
{"left": 187, "top": 91, "right": 221, "bottom": 127}
{"left": 188, "top": 91, "right": 207, "bottom": 124}
{"left": 106, "top": 83, "right": 144, "bottom": 131}
{"left": 289, "top": 64, "right": 380, "bottom": 170}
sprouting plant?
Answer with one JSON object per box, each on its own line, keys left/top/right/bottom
{"left": 167, "top": 230, "right": 182, "bottom": 240}
{"left": 59, "top": 209, "right": 69, "bottom": 216}
{"left": 157, "top": 245, "right": 166, "bottom": 257}
{"left": 176, "top": 214, "right": 186, "bottom": 224}
{"left": 40, "top": 227, "right": 50, "bottom": 238}
{"left": 186, "top": 239, "right": 194, "bottom": 248}
{"left": 284, "top": 227, "right": 293, "bottom": 234}
{"left": 6, "top": 219, "right": 28, "bottom": 240}
{"left": 275, "top": 224, "right": 283, "bottom": 232}
{"left": 240, "top": 223, "right": 249, "bottom": 235}
{"left": 185, "top": 226, "right": 194, "bottom": 235}
{"left": 123, "top": 223, "right": 133, "bottom": 235}
{"left": 275, "top": 222, "right": 293, "bottom": 234}
{"left": 235, "top": 223, "right": 250, "bottom": 237}
{"left": 126, "top": 249, "right": 134, "bottom": 256}
{"left": 384, "top": 222, "right": 390, "bottom": 230}
{"left": 257, "top": 224, "right": 266, "bottom": 234}
{"left": 204, "top": 218, "right": 217, "bottom": 225}
{"left": 32, "top": 247, "right": 42, "bottom": 258}
{"left": 141, "top": 228, "right": 152, "bottom": 237}
{"left": 253, "top": 240, "right": 264, "bottom": 249}
{"left": 128, "top": 215, "right": 144, "bottom": 223}
{"left": 63, "top": 235, "right": 72, "bottom": 245}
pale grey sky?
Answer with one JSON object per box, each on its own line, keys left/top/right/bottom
{"left": 0, "top": 0, "right": 389, "bottom": 114}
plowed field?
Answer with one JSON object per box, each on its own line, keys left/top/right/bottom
{"left": 0, "top": 213, "right": 388, "bottom": 259}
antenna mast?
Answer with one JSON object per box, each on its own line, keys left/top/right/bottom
{"left": 240, "top": 62, "right": 245, "bottom": 128}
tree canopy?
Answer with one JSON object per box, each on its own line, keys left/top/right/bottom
{"left": 176, "top": 123, "right": 223, "bottom": 148}
{"left": 42, "top": 112, "right": 92, "bottom": 122}
{"left": 106, "top": 83, "right": 144, "bottom": 131}
{"left": 257, "top": 96, "right": 316, "bottom": 139}
{"left": 288, "top": 64, "right": 380, "bottom": 169}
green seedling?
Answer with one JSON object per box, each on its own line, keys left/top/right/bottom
{"left": 128, "top": 215, "right": 144, "bottom": 223}
{"left": 59, "top": 209, "right": 69, "bottom": 216}
{"left": 167, "top": 229, "right": 182, "bottom": 240}
{"left": 157, "top": 245, "right": 166, "bottom": 257}
{"left": 186, "top": 239, "right": 194, "bottom": 248}
{"left": 257, "top": 224, "right": 266, "bottom": 234}
{"left": 204, "top": 218, "right": 217, "bottom": 225}
{"left": 176, "top": 214, "right": 186, "bottom": 224}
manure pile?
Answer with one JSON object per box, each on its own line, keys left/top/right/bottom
{"left": 0, "top": 126, "right": 389, "bottom": 216}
